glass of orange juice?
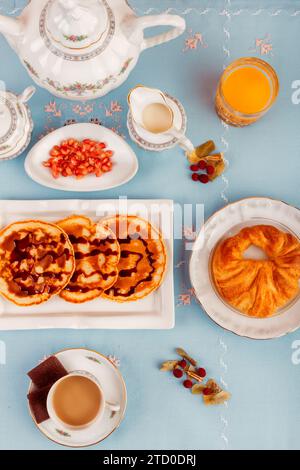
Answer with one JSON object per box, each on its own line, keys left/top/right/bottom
{"left": 215, "top": 57, "right": 279, "bottom": 126}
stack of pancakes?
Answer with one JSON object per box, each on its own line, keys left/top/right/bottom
{"left": 0, "top": 215, "right": 167, "bottom": 306}
{"left": 0, "top": 220, "right": 75, "bottom": 306}
{"left": 100, "top": 215, "right": 167, "bottom": 302}
{"left": 57, "top": 215, "right": 120, "bottom": 303}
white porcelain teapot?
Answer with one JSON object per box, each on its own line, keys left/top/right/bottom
{"left": 0, "top": 0, "right": 186, "bottom": 101}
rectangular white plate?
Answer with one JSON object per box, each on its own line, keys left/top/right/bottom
{"left": 0, "top": 199, "right": 174, "bottom": 330}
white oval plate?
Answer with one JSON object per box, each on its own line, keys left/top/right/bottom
{"left": 190, "top": 197, "right": 300, "bottom": 340}
{"left": 25, "top": 123, "right": 138, "bottom": 192}
{"left": 28, "top": 348, "right": 127, "bottom": 448}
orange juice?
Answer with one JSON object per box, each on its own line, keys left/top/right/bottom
{"left": 222, "top": 66, "right": 271, "bottom": 114}
{"left": 215, "top": 57, "right": 279, "bottom": 126}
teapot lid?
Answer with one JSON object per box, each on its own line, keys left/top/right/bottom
{"left": 45, "top": 0, "right": 111, "bottom": 52}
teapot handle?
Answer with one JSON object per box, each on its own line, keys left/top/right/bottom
{"left": 135, "top": 15, "right": 186, "bottom": 51}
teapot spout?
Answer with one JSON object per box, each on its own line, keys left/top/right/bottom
{"left": 0, "top": 15, "right": 22, "bottom": 38}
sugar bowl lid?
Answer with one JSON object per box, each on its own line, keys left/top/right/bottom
{"left": 0, "top": 86, "right": 35, "bottom": 160}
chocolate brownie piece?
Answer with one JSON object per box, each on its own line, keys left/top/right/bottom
{"left": 27, "top": 356, "right": 68, "bottom": 388}
{"left": 27, "top": 385, "right": 52, "bottom": 424}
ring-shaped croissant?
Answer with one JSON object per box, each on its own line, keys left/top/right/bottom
{"left": 212, "top": 225, "right": 300, "bottom": 317}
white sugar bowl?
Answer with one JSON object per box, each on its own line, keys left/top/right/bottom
{"left": 0, "top": 86, "right": 35, "bottom": 161}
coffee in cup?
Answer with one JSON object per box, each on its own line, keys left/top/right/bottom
{"left": 47, "top": 371, "right": 105, "bottom": 429}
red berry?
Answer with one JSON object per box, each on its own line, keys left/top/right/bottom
{"left": 199, "top": 174, "right": 209, "bottom": 184}
{"left": 173, "top": 368, "right": 183, "bottom": 378}
{"left": 178, "top": 359, "right": 187, "bottom": 369}
{"left": 203, "top": 388, "right": 213, "bottom": 396}
{"left": 191, "top": 173, "right": 199, "bottom": 182}
{"left": 190, "top": 164, "right": 199, "bottom": 172}
{"left": 197, "top": 160, "right": 207, "bottom": 170}
{"left": 197, "top": 368, "right": 207, "bottom": 378}
{"left": 183, "top": 380, "right": 193, "bottom": 389}
{"left": 206, "top": 165, "right": 215, "bottom": 175}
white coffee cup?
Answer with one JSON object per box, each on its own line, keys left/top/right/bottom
{"left": 47, "top": 370, "right": 120, "bottom": 430}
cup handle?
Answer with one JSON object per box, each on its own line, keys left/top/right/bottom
{"left": 106, "top": 401, "right": 120, "bottom": 413}
{"left": 134, "top": 15, "right": 186, "bottom": 51}
{"left": 18, "top": 86, "right": 36, "bottom": 104}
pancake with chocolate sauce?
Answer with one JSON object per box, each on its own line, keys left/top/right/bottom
{"left": 99, "top": 215, "right": 167, "bottom": 302}
{"left": 57, "top": 215, "right": 120, "bottom": 303}
{"left": 0, "top": 220, "right": 75, "bottom": 306}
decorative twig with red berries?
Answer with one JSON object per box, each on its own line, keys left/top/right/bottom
{"left": 187, "top": 140, "right": 226, "bottom": 184}
{"left": 160, "top": 348, "right": 231, "bottom": 406}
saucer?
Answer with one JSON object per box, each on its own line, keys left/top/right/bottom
{"left": 127, "top": 93, "right": 187, "bottom": 151}
{"left": 28, "top": 348, "right": 127, "bottom": 448}
{"left": 190, "top": 197, "right": 300, "bottom": 340}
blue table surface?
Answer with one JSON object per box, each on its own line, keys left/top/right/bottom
{"left": 0, "top": 0, "right": 300, "bottom": 450}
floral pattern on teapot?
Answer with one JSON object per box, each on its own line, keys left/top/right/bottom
{"left": 24, "top": 58, "right": 133, "bottom": 98}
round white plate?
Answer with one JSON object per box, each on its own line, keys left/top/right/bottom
{"left": 25, "top": 123, "right": 138, "bottom": 192}
{"left": 190, "top": 197, "right": 300, "bottom": 340}
{"left": 28, "top": 348, "right": 127, "bottom": 448}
